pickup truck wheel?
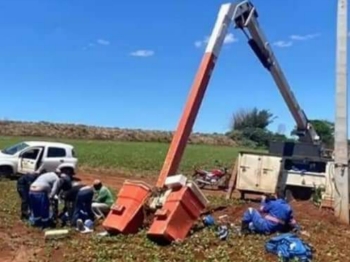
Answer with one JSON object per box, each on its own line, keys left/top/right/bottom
{"left": 0, "top": 166, "right": 13, "bottom": 179}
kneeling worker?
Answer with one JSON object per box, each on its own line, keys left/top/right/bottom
{"left": 241, "top": 192, "right": 300, "bottom": 235}
{"left": 71, "top": 184, "right": 95, "bottom": 229}
{"left": 92, "top": 179, "right": 114, "bottom": 219}
{"left": 59, "top": 181, "right": 84, "bottom": 225}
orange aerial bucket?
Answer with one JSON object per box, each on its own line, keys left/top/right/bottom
{"left": 102, "top": 180, "right": 152, "bottom": 234}
{"left": 147, "top": 181, "right": 209, "bottom": 243}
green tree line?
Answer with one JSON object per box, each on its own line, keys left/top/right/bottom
{"left": 226, "top": 107, "right": 334, "bottom": 149}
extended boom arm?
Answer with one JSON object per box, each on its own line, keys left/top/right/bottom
{"left": 156, "top": 0, "right": 320, "bottom": 188}
{"left": 232, "top": 1, "right": 320, "bottom": 143}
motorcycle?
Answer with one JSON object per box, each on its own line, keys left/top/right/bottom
{"left": 192, "top": 161, "right": 229, "bottom": 190}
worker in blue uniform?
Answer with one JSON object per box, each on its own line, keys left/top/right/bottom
{"left": 16, "top": 170, "right": 43, "bottom": 220}
{"left": 29, "top": 169, "right": 72, "bottom": 228}
{"left": 58, "top": 181, "right": 85, "bottom": 226}
{"left": 241, "top": 192, "right": 300, "bottom": 235}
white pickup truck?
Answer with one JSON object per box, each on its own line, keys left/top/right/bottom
{"left": 0, "top": 141, "right": 78, "bottom": 177}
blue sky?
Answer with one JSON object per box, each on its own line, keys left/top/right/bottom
{"left": 0, "top": 0, "right": 343, "bottom": 135}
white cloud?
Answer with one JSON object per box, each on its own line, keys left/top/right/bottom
{"left": 271, "top": 33, "right": 320, "bottom": 49}
{"left": 194, "top": 36, "right": 209, "bottom": 48}
{"left": 289, "top": 33, "right": 320, "bottom": 41}
{"left": 97, "top": 39, "right": 110, "bottom": 45}
{"left": 83, "top": 39, "right": 110, "bottom": 50}
{"left": 223, "top": 33, "right": 238, "bottom": 44}
{"left": 194, "top": 40, "right": 204, "bottom": 48}
{"left": 194, "top": 33, "right": 238, "bottom": 48}
{"left": 273, "top": 41, "right": 293, "bottom": 48}
{"left": 130, "top": 50, "right": 155, "bottom": 57}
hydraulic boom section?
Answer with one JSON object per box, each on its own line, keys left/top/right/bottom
{"left": 232, "top": 1, "right": 320, "bottom": 144}
{"left": 156, "top": 0, "right": 320, "bottom": 188}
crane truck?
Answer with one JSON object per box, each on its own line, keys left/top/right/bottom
{"left": 153, "top": 0, "right": 336, "bottom": 206}
{"left": 222, "top": 2, "right": 335, "bottom": 205}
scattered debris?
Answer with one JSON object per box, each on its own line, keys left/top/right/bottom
{"left": 44, "top": 229, "right": 70, "bottom": 240}
{"left": 265, "top": 233, "right": 314, "bottom": 261}
{"left": 202, "top": 215, "right": 215, "bottom": 226}
{"left": 97, "top": 231, "right": 110, "bottom": 237}
{"left": 300, "top": 230, "right": 311, "bottom": 237}
{"left": 216, "top": 225, "right": 229, "bottom": 240}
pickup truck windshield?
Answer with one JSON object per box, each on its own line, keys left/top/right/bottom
{"left": 1, "top": 142, "right": 29, "bottom": 155}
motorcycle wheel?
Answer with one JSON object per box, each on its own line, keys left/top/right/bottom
{"left": 197, "top": 181, "right": 206, "bottom": 189}
{"left": 194, "top": 177, "right": 206, "bottom": 189}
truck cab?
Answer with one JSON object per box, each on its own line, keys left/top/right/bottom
{"left": 0, "top": 141, "right": 78, "bottom": 177}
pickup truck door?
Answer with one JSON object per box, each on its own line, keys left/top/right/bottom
{"left": 17, "top": 146, "right": 44, "bottom": 174}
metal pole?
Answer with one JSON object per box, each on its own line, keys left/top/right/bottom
{"left": 334, "top": 0, "right": 349, "bottom": 224}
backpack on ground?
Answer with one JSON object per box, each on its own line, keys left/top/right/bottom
{"left": 265, "top": 233, "right": 313, "bottom": 261}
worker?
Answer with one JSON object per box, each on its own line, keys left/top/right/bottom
{"left": 91, "top": 179, "right": 114, "bottom": 219}
{"left": 240, "top": 192, "right": 300, "bottom": 235}
{"left": 16, "top": 170, "right": 43, "bottom": 220}
{"left": 51, "top": 173, "right": 73, "bottom": 223}
{"left": 71, "top": 184, "right": 95, "bottom": 228}
{"left": 58, "top": 181, "right": 85, "bottom": 226}
{"left": 28, "top": 169, "right": 71, "bottom": 228}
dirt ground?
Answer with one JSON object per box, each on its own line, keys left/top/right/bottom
{"left": 78, "top": 171, "right": 225, "bottom": 196}
{"left": 1, "top": 170, "right": 350, "bottom": 262}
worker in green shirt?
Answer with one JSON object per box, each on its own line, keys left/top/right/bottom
{"left": 91, "top": 179, "right": 114, "bottom": 219}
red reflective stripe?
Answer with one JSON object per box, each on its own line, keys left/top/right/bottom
{"left": 265, "top": 214, "right": 285, "bottom": 225}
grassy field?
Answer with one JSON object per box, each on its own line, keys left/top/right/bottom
{"left": 0, "top": 136, "right": 257, "bottom": 175}
{"left": 1, "top": 180, "right": 349, "bottom": 262}
{"left": 1, "top": 136, "right": 350, "bottom": 261}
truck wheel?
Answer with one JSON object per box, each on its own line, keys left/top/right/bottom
{"left": 294, "top": 188, "right": 313, "bottom": 201}
{"left": 284, "top": 187, "right": 312, "bottom": 202}
{"left": 0, "top": 166, "right": 13, "bottom": 179}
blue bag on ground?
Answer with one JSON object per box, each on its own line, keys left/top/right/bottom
{"left": 265, "top": 233, "right": 313, "bottom": 261}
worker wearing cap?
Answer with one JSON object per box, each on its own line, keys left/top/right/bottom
{"left": 91, "top": 179, "right": 114, "bottom": 219}
{"left": 29, "top": 168, "right": 71, "bottom": 228}
{"left": 240, "top": 192, "right": 300, "bottom": 235}
{"left": 16, "top": 170, "right": 43, "bottom": 220}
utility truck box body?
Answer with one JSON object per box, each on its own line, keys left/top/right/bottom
{"left": 235, "top": 150, "right": 334, "bottom": 202}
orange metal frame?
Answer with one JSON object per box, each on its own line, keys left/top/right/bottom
{"left": 156, "top": 3, "right": 235, "bottom": 187}
{"left": 156, "top": 53, "right": 217, "bottom": 187}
